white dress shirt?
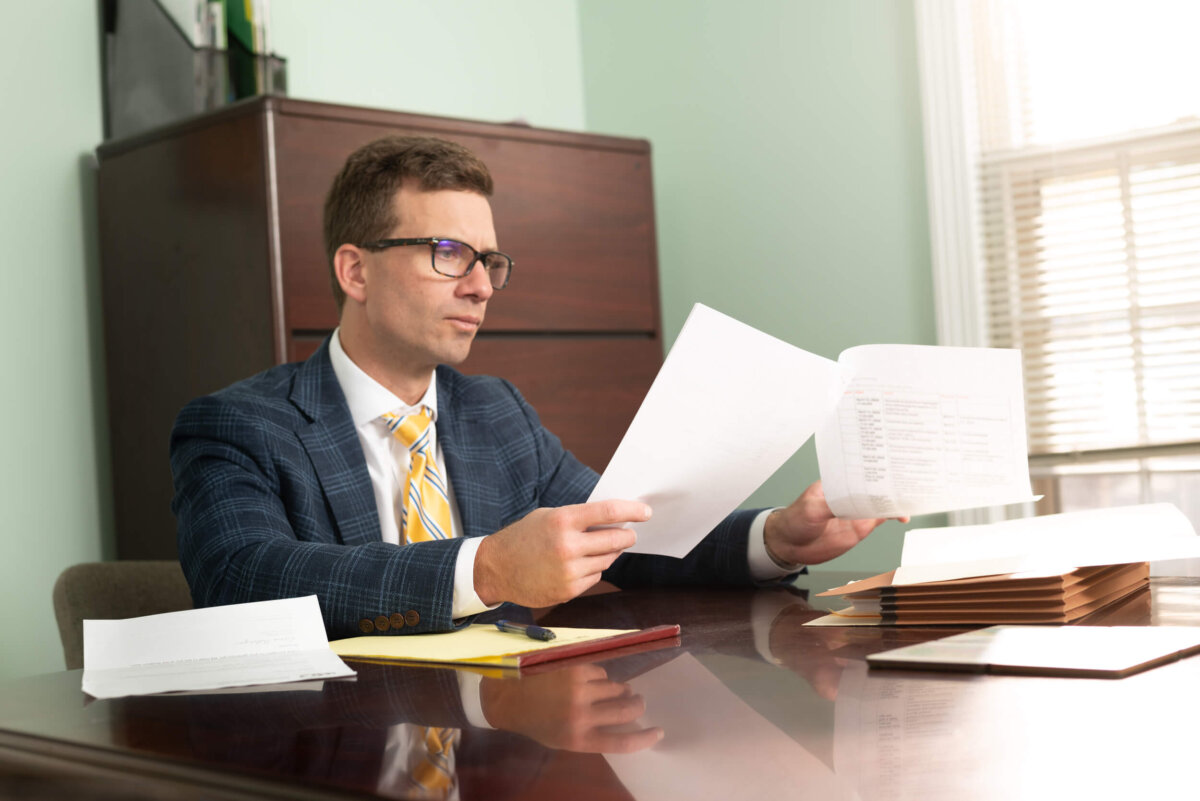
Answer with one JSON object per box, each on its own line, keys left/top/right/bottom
{"left": 327, "top": 329, "right": 792, "bottom": 621}
{"left": 329, "top": 330, "right": 493, "bottom": 618}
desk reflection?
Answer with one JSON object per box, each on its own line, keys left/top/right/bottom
{"left": 3, "top": 580, "right": 1199, "bottom": 800}
{"left": 832, "top": 657, "right": 1200, "bottom": 800}
{"left": 606, "top": 652, "right": 855, "bottom": 801}
{"left": 480, "top": 663, "right": 662, "bottom": 755}
{"left": 141, "top": 659, "right": 664, "bottom": 799}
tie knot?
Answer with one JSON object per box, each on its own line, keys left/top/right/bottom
{"left": 382, "top": 407, "right": 434, "bottom": 451}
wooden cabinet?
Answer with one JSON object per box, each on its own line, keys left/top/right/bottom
{"left": 97, "top": 97, "right": 662, "bottom": 560}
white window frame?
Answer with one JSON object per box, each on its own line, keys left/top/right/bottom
{"left": 914, "top": 0, "right": 1200, "bottom": 528}
{"left": 914, "top": 0, "right": 995, "bottom": 524}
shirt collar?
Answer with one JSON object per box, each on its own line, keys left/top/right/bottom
{"left": 328, "top": 329, "right": 438, "bottom": 427}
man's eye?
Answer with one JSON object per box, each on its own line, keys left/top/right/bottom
{"left": 434, "top": 242, "right": 463, "bottom": 261}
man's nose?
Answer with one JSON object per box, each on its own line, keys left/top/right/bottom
{"left": 460, "top": 258, "right": 495, "bottom": 299}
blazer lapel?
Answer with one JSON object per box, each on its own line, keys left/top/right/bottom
{"left": 437, "top": 367, "right": 504, "bottom": 540}
{"left": 291, "top": 341, "right": 381, "bottom": 546}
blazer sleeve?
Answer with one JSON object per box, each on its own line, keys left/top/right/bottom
{"left": 171, "top": 395, "right": 466, "bottom": 639}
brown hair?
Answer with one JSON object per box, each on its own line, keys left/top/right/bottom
{"left": 323, "top": 135, "right": 494, "bottom": 309}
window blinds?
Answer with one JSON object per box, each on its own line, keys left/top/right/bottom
{"left": 969, "top": 0, "right": 1200, "bottom": 459}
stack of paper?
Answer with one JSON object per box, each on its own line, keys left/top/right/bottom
{"left": 821, "top": 562, "right": 1149, "bottom": 625}
{"left": 806, "top": 503, "right": 1200, "bottom": 627}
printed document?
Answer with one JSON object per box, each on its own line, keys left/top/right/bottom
{"left": 816, "top": 344, "right": 1035, "bottom": 518}
{"left": 589, "top": 303, "right": 1035, "bottom": 558}
{"left": 82, "top": 595, "right": 355, "bottom": 699}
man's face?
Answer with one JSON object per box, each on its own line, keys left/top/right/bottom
{"left": 358, "top": 186, "right": 497, "bottom": 373}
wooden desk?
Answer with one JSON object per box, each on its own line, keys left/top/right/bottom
{"left": 2, "top": 579, "right": 1199, "bottom": 800}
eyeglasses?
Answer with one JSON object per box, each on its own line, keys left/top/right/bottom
{"left": 357, "top": 237, "right": 514, "bottom": 289}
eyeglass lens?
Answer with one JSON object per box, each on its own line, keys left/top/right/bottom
{"left": 432, "top": 240, "right": 511, "bottom": 289}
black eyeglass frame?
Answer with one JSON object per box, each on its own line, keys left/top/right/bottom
{"left": 357, "top": 237, "right": 514, "bottom": 289}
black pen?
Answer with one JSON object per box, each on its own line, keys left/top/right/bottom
{"left": 494, "top": 619, "right": 556, "bottom": 641}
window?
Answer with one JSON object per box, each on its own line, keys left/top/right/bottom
{"left": 916, "top": 0, "right": 1200, "bottom": 528}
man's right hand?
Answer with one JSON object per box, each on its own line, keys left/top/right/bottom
{"left": 473, "top": 500, "right": 651, "bottom": 607}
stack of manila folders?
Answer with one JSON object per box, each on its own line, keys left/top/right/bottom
{"left": 808, "top": 504, "right": 1200, "bottom": 627}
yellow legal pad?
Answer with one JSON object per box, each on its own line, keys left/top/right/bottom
{"left": 329, "top": 624, "right": 678, "bottom": 669}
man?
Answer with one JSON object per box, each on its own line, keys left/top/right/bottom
{"left": 171, "top": 135, "right": 890, "bottom": 639}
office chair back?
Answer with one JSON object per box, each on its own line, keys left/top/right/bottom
{"left": 52, "top": 561, "right": 194, "bottom": 670}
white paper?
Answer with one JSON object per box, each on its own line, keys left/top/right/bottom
{"left": 82, "top": 595, "right": 355, "bottom": 699}
{"left": 866, "top": 625, "right": 1200, "bottom": 673}
{"left": 892, "top": 503, "right": 1200, "bottom": 585}
{"left": 590, "top": 305, "right": 1040, "bottom": 557}
{"left": 589, "top": 303, "right": 839, "bottom": 558}
{"left": 816, "top": 344, "right": 1037, "bottom": 518}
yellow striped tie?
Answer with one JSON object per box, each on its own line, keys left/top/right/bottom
{"left": 409, "top": 726, "right": 458, "bottom": 797}
{"left": 382, "top": 407, "right": 453, "bottom": 544}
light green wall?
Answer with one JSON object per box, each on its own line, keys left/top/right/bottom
{"left": 0, "top": 5, "right": 108, "bottom": 680}
{"left": 271, "top": 0, "right": 586, "bottom": 130}
{"left": 578, "top": 0, "right": 939, "bottom": 570}
{"left": 0, "top": 1, "right": 587, "bottom": 682}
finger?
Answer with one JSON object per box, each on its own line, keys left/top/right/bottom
{"left": 571, "top": 663, "right": 609, "bottom": 682}
{"left": 546, "top": 664, "right": 608, "bottom": 688}
{"left": 588, "top": 692, "right": 647, "bottom": 726}
{"left": 568, "top": 499, "right": 653, "bottom": 530}
{"left": 800, "top": 479, "right": 825, "bottom": 499}
{"left": 578, "top": 679, "right": 634, "bottom": 705}
{"left": 576, "top": 525, "right": 637, "bottom": 557}
{"left": 559, "top": 564, "right": 621, "bottom": 601}
{"left": 799, "top": 492, "right": 836, "bottom": 523}
{"left": 568, "top": 551, "right": 629, "bottom": 580}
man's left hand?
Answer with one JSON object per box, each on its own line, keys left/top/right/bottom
{"left": 762, "top": 480, "right": 905, "bottom": 567}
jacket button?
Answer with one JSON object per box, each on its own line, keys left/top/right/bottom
{"left": 404, "top": 610, "right": 420, "bottom": 627}
{"left": 358, "top": 618, "right": 375, "bottom": 634}
{"left": 374, "top": 615, "right": 390, "bottom": 632}
{"left": 389, "top": 613, "right": 406, "bottom": 630}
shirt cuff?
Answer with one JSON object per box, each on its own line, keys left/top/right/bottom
{"left": 452, "top": 536, "right": 501, "bottom": 619}
{"left": 746, "top": 507, "right": 800, "bottom": 581}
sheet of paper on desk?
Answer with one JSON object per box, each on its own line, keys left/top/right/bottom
{"left": 82, "top": 595, "right": 355, "bottom": 699}
{"left": 588, "top": 303, "right": 839, "bottom": 558}
{"left": 867, "top": 625, "right": 1200, "bottom": 677}
{"left": 893, "top": 503, "right": 1200, "bottom": 585}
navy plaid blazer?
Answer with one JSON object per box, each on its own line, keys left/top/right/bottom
{"left": 171, "top": 340, "right": 765, "bottom": 638}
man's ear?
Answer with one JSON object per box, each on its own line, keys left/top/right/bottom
{"left": 334, "top": 244, "right": 368, "bottom": 304}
